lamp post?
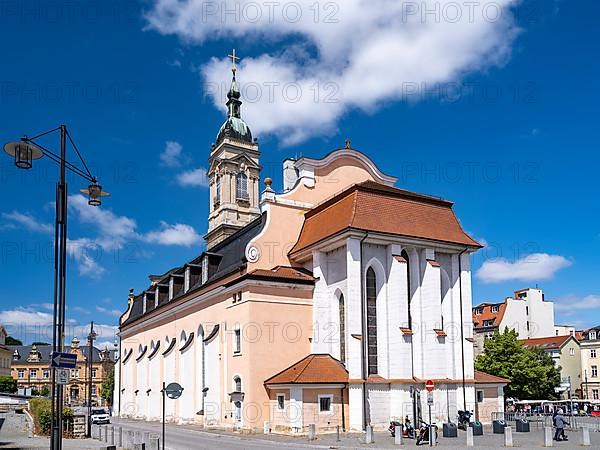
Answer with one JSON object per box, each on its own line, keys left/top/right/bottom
{"left": 3, "top": 125, "right": 109, "bottom": 450}
{"left": 87, "top": 321, "right": 97, "bottom": 437}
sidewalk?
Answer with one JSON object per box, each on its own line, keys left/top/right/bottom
{"left": 111, "top": 417, "right": 600, "bottom": 449}
{"left": 0, "top": 412, "right": 107, "bottom": 450}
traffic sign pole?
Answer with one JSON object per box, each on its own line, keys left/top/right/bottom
{"left": 426, "top": 380, "right": 435, "bottom": 447}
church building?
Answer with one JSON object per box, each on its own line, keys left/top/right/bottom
{"left": 114, "top": 57, "right": 506, "bottom": 433}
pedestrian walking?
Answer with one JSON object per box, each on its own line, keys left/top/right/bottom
{"left": 553, "top": 408, "right": 570, "bottom": 441}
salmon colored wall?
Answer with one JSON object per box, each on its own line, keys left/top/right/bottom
{"left": 302, "top": 388, "right": 346, "bottom": 432}
{"left": 268, "top": 389, "right": 291, "bottom": 431}
{"left": 247, "top": 154, "right": 380, "bottom": 271}
{"left": 120, "top": 283, "right": 313, "bottom": 429}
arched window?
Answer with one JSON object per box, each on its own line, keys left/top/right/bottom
{"left": 339, "top": 293, "right": 346, "bottom": 365}
{"left": 233, "top": 376, "right": 242, "bottom": 392}
{"left": 236, "top": 172, "right": 248, "bottom": 200}
{"left": 215, "top": 175, "right": 221, "bottom": 203}
{"left": 402, "top": 250, "right": 412, "bottom": 329}
{"left": 366, "top": 267, "right": 378, "bottom": 375}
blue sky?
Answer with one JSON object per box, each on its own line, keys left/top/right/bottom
{"left": 0, "top": 0, "right": 598, "bottom": 345}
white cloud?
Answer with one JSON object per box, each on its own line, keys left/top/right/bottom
{"left": 146, "top": 0, "right": 522, "bottom": 144}
{"left": 0, "top": 306, "right": 118, "bottom": 345}
{"left": 555, "top": 295, "right": 600, "bottom": 313}
{"left": 69, "top": 194, "right": 138, "bottom": 242}
{"left": 145, "top": 221, "right": 201, "bottom": 246}
{"left": 96, "top": 306, "right": 123, "bottom": 318}
{"left": 476, "top": 253, "right": 572, "bottom": 284}
{"left": 65, "top": 194, "right": 201, "bottom": 274}
{"left": 177, "top": 167, "right": 209, "bottom": 187}
{"left": 160, "top": 141, "right": 187, "bottom": 168}
{"left": 67, "top": 237, "right": 106, "bottom": 278}
{"left": 1, "top": 211, "right": 53, "bottom": 234}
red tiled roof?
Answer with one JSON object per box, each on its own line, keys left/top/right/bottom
{"left": 264, "top": 354, "right": 348, "bottom": 385}
{"left": 472, "top": 302, "right": 507, "bottom": 329}
{"left": 520, "top": 335, "right": 573, "bottom": 350}
{"left": 289, "top": 182, "right": 481, "bottom": 256}
{"left": 245, "top": 266, "right": 315, "bottom": 282}
{"left": 474, "top": 370, "right": 510, "bottom": 384}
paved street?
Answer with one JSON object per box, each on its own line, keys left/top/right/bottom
{"left": 0, "top": 412, "right": 107, "bottom": 449}
{"left": 3, "top": 411, "right": 600, "bottom": 449}
{"left": 108, "top": 418, "right": 600, "bottom": 450}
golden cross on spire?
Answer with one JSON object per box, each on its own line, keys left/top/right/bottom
{"left": 228, "top": 48, "right": 240, "bottom": 73}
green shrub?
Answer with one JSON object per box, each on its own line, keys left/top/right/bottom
{"left": 0, "top": 375, "right": 17, "bottom": 393}
{"left": 29, "top": 398, "right": 73, "bottom": 436}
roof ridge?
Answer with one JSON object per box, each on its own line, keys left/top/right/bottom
{"left": 349, "top": 190, "right": 358, "bottom": 227}
{"left": 294, "top": 354, "right": 315, "bottom": 382}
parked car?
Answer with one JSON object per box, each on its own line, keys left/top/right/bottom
{"left": 90, "top": 407, "right": 110, "bottom": 425}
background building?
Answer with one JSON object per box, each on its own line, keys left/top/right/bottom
{"left": 521, "top": 335, "right": 582, "bottom": 400}
{"left": 0, "top": 326, "right": 12, "bottom": 377}
{"left": 581, "top": 326, "right": 600, "bottom": 400}
{"left": 9, "top": 337, "right": 114, "bottom": 405}
{"left": 472, "top": 288, "right": 555, "bottom": 354}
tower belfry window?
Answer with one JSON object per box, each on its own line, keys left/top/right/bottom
{"left": 215, "top": 175, "right": 221, "bottom": 204}
{"left": 236, "top": 172, "right": 248, "bottom": 200}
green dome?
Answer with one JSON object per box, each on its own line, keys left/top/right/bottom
{"left": 216, "top": 116, "right": 253, "bottom": 144}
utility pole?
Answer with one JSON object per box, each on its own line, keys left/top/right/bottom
{"left": 87, "top": 322, "right": 96, "bottom": 437}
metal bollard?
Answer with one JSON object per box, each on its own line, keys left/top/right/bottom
{"left": 395, "top": 428, "right": 403, "bottom": 445}
{"left": 467, "top": 426, "right": 474, "bottom": 447}
{"left": 365, "top": 425, "right": 374, "bottom": 444}
{"left": 543, "top": 426, "right": 553, "bottom": 447}
{"left": 109, "top": 426, "right": 115, "bottom": 445}
{"left": 149, "top": 436, "right": 159, "bottom": 450}
{"left": 582, "top": 427, "right": 591, "bottom": 446}
{"left": 308, "top": 423, "right": 316, "bottom": 440}
{"left": 504, "top": 426, "right": 513, "bottom": 447}
{"left": 429, "top": 425, "right": 436, "bottom": 446}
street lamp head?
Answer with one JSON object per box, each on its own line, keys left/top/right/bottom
{"left": 3, "top": 141, "right": 43, "bottom": 169}
{"left": 80, "top": 182, "right": 110, "bottom": 207}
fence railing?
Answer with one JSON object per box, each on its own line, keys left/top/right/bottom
{"left": 491, "top": 411, "right": 600, "bottom": 431}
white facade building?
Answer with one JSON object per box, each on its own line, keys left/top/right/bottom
{"left": 473, "top": 288, "right": 555, "bottom": 354}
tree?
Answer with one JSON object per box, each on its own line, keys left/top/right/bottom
{"left": 5, "top": 336, "right": 22, "bottom": 345}
{"left": 101, "top": 366, "right": 114, "bottom": 406}
{"left": 0, "top": 375, "right": 17, "bottom": 393}
{"left": 475, "top": 327, "right": 561, "bottom": 400}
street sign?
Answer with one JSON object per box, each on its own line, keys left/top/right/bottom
{"left": 427, "top": 391, "right": 434, "bottom": 406}
{"left": 56, "top": 368, "right": 69, "bottom": 385}
{"left": 165, "top": 382, "right": 184, "bottom": 400}
{"left": 425, "top": 379, "right": 435, "bottom": 392}
{"left": 50, "top": 351, "right": 77, "bottom": 369}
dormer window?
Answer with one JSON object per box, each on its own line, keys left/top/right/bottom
{"left": 202, "top": 256, "right": 208, "bottom": 284}
{"left": 475, "top": 307, "right": 483, "bottom": 315}
{"left": 483, "top": 319, "right": 495, "bottom": 327}
{"left": 491, "top": 305, "right": 500, "bottom": 313}
{"left": 236, "top": 172, "right": 248, "bottom": 201}
{"left": 590, "top": 331, "right": 597, "bottom": 340}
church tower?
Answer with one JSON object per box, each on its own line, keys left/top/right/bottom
{"left": 205, "top": 50, "right": 261, "bottom": 249}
